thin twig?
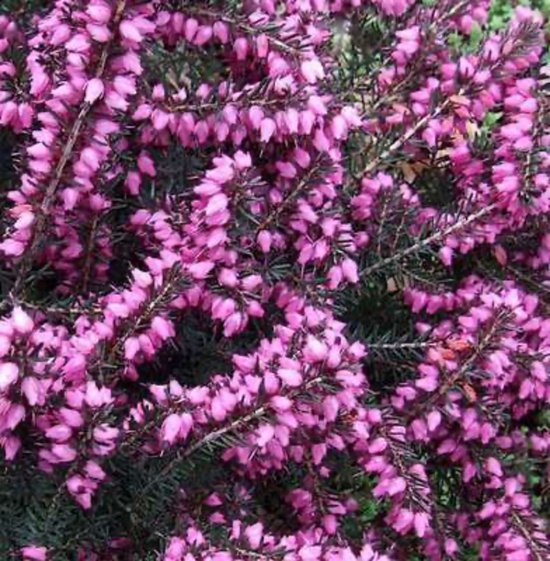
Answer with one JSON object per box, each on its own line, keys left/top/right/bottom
{"left": 367, "top": 341, "right": 433, "bottom": 351}
{"left": 511, "top": 511, "right": 548, "bottom": 561}
{"left": 256, "top": 163, "right": 323, "bottom": 233}
{"left": 80, "top": 216, "right": 99, "bottom": 294}
{"left": 360, "top": 98, "right": 452, "bottom": 178}
{"left": 361, "top": 202, "right": 497, "bottom": 276}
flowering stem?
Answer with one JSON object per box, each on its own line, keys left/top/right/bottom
{"left": 99, "top": 266, "right": 184, "bottom": 382}
{"left": 256, "top": 162, "right": 323, "bottom": 233}
{"left": 12, "top": 0, "right": 128, "bottom": 296}
{"left": 407, "top": 312, "right": 508, "bottom": 420}
{"left": 360, "top": 98, "right": 453, "bottom": 178}
{"left": 511, "top": 511, "right": 547, "bottom": 561}
{"left": 360, "top": 202, "right": 497, "bottom": 276}
{"left": 135, "top": 376, "right": 323, "bottom": 502}
{"left": 187, "top": 7, "right": 302, "bottom": 56}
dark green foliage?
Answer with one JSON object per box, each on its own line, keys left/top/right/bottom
{"left": 0, "top": 451, "right": 225, "bottom": 559}
{"left": 136, "top": 310, "right": 276, "bottom": 389}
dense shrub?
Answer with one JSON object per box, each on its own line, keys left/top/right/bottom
{"left": 0, "top": 0, "right": 548, "bottom": 559}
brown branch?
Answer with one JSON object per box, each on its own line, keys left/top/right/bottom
{"left": 80, "top": 216, "right": 99, "bottom": 294}
{"left": 511, "top": 512, "right": 548, "bottom": 561}
{"left": 166, "top": 93, "right": 292, "bottom": 114}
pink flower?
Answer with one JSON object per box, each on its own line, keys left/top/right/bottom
{"left": 485, "top": 457, "right": 503, "bottom": 477}
{"left": 278, "top": 368, "right": 303, "bottom": 387}
{"left": 426, "top": 410, "right": 441, "bottom": 431}
{"left": 299, "top": 545, "right": 322, "bottom": 561}
{"left": 257, "top": 230, "right": 272, "bottom": 253}
{"left": 256, "top": 424, "right": 275, "bottom": 447}
{"left": 45, "top": 424, "right": 72, "bottom": 442}
{"left": 161, "top": 413, "right": 182, "bottom": 445}
{"left": 244, "top": 522, "right": 263, "bottom": 549}
{"left": 21, "top": 546, "right": 47, "bottom": 561}
{"left": 303, "top": 336, "right": 328, "bottom": 363}
{"left": 21, "top": 377, "right": 41, "bottom": 406}
{"left": 233, "top": 37, "right": 248, "bottom": 60}
{"left": 260, "top": 118, "right": 276, "bottom": 143}
{"left": 0, "top": 239, "right": 25, "bottom": 256}
{"left": 0, "top": 361, "right": 19, "bottom": 391}
{"left": 124, "top": 337, "right": 140, "bottom": 361}
{"left": 387, "top": 476, "right": 407, "bottom": 496}
{"left": 210, "top": 396, "right": 228, "bottom": 422}
{"left": 187, "top": 261, "right": 215, "bottom": 280}
{"left": 151, "top": 316, "right": 174, "bottom": 341}
{"left": 341, "top": 258, "right": 359, "bottom": 283}
{"left": 223, "top": 312, "right": 243, "bottom": 337}
{"left": 84, "top": 78, "right": 104, "bottom": 104}
{"left": 87, "top": 3, "right": 112, "bottom": 24}
{"left": 413, "top": 512, "right": 430, "bottom": 537}
{"left": 120, "top": 20, "right": 142, "bottom": 42}
{"left": 12, "top": 307, "right": 34, "bottom": 334}
{"left": 415, "top": 375, "right": 438, "bottom": 392}
{"left": 301, "top": 59, "right": 324, "bottom": 84}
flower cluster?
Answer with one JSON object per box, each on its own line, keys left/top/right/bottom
{"left": 0, "top": 0, "right": 547, "bottom": 560}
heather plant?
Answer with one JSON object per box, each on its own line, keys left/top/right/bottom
{"left": 0, "top": 0, "right": 547, "bottom": 560}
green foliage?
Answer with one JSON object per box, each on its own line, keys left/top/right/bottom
{"left": 489, "top": 0, "right": 517, "bottom": 30}
{"left": 0, "top": 437, "right": 239, "bottom": 559}
{"left": 489, "top": 0, "right": 550, "bottom": 29}
{"left": 0, "top": 0, "right": 49, "bottom": 17}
